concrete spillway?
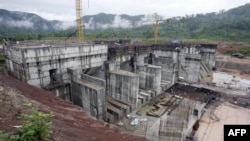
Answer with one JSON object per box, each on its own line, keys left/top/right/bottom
{"left": 3, "top": 40, "right": 217, "bottom": 124}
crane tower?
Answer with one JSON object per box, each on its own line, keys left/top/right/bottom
{"left": 75, "top": 0, "right": 84, "bottom": 41}
{"left": 153, "top": 13, "right": 171, "bottom": 44}
{"left": 153, "top": 13, "right": 159, "bottom": 44}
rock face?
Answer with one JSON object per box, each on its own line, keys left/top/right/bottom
{"left": 0, "top": 73, "right": 145, "bottom": 141}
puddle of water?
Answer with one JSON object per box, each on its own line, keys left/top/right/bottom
{"left": 212, "top": 72, "right": 250, "bottom": 91}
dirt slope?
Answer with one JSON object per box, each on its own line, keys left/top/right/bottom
{"left": 0, "top": 73, "right": 145, "bottom": 141}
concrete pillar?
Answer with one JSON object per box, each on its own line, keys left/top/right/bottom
{"left": 138, "top": 64, "right": 162, "bottom": 94}
{"left": 108, "top": 70, "right": 139, "bottom": 111}
{"left": 138, "top": 65, "right": 147, "bottom": 88}
{"left": 71, "top": 78, "right": 106, "bottom": 120}
{"left": 146, "top": 64, "right": 162, "bottom": 94}
{"left": 137, "top": 54, "right": 145, "bottom": 66}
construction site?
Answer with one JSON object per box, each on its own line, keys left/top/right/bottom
{"left": 2, "top": 37, "right": 219, "bottom": 139}
{"left": 1, "top": 1, "right": 250, "bottom": 141}
{"left": 2, "top": 38, "right": 250, "bottom": 141}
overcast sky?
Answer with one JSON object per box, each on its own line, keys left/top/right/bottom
{"left": 0, "top": 0, "right": 249, "bottom": 21}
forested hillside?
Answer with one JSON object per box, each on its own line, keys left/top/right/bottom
{"left": 1, "top": 3, "right": 250, "bottom": 42}
{"left": 92, "top": 3, "right": 250, "bottom": 42}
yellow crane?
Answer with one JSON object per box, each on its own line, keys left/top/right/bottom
{"left": 75, "top": 0, "right": 84, "bottom": 41}
{"left": 153, "top": 13, "right": 171, "bottom": 44}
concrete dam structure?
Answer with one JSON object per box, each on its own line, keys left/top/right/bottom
{"left": 3, "top": 40, "right": 217, "bottom": 124}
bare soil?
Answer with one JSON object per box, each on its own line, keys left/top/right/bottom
{"left": 215, "top": 42, "right": 250, "bottom": 80}
{"left": 0, "top": 73, "right": 145, "bottom": 141}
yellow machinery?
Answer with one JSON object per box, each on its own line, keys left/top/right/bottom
{"left": 153, "top": 13, "right": 171, "bottom": 44}
{"left": 74, "top": 3, "right": 168, "bottom": 43}
{"left": 75, "top": 0, "right": 84, "bottom": 41}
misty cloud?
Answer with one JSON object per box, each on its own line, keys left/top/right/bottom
{"left": 54, "top": 21, "right": 75, "bottom": 30}
{"left": 85, "top": 17, "right": 94, "bottom": 29}
{"left": 112, "top": 15, "right": 131, "bottom": 28}
{"left": 8, "top": 19, "right": 34, "bottom": 28}
{"left": 0, "top": 0, "right": 249, "bottom": 21}
{"left": 84, "top": 14, "right": 156, "bottom": 29}
{"left": 42, "top": 24, "right": 48, "bottom": 30}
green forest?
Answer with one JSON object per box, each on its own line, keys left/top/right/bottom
{"left": 90, "top": 3, "right": 250, "bottom": 42}
{"left": 1, "top": 3, "right": 250, "bottom": 43}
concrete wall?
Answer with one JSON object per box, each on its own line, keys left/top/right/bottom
{"left": 107, "top": 54, "right": 148, "bottom": 73}
{"left": 4, "top": 42, "right": 217, "bottom": 122}
{"left": 216, "top": 61, "right": 250, "bottom": 70}
{"left": 120, "top": 60, "right": 134, "bottom": 72}
{"left": 179, "top": 54, "right": 201, "bottom": 83}
{"left": 180, "top": 46, "right": 200, "bottom": 54}
{"left": 72, "top": 76, "right": 106, "bottom": 120}
{"left": 154, "top": 50, "right": 178, "bottom": 64}
{"left": 81, "top": 74, "right": 106, "bottom": 88}
{"left": 154, "top": 57, "right": 176, "bottom": 83}
{"left": 108, "top": 70, "right": 139, "bottom": 110}
{"left": 153, "top": 50, "right": 178, "bottom": 87}
{"left": 138, "top": 64, "right": 162, "bottom": 94}
{"left": 199, "top": 44, "right": 217, "bottom": 70}
{"left": 4, "top": 43, "right": 108, "bottom": 100}
{"left": 4, "top": 43, "right": 107, "bottom": 87}
{"left": 154, "top": 48, "right": 204, "bottom": 84}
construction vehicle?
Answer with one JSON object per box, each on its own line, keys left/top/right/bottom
{"left": 153, "top": 13, "right": 171, "bottom": 44}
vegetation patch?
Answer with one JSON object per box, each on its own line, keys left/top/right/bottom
{"left": 2, "top": 4, "right": 250, "bottom": 43}
{"left": 225, "top": 46, "right": 250, "bottom": 57}
{"left": 0, "top": 103, "right": 53, "bottom": 141}
{"left": 0, "top": 55, "right": 4, "bottom": 64}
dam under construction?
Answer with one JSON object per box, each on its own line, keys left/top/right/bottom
{"left": 3, "top": 40, "right": 219, "bottom": 140}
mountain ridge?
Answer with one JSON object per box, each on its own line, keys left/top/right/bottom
{"left": 0, "top": 9, "right": 155, "bottom": 33}
{"left": 0, "top": 3, "right": 250, "bottom": 41}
